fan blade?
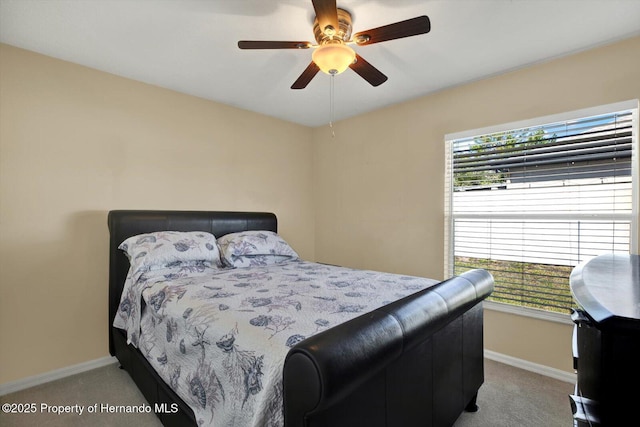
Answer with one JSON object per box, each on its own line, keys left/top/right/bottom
{"left": 312, "top": 0, "right": 339, "bottom": 35}
{"left": 238, "top": 41, "right": 311, "bottom": 49}
{"left": 349, "top": 54, "right": 388, "bottom": 87}
{"left": 353, "top": 16, "right": 431, "bottom": 46}
{"left": 291, "top": 62, "right": 320, "bottom": 89}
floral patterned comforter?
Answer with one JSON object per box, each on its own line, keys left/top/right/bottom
{"left": 114, "top": 260, "right": 439, "bottom": 426}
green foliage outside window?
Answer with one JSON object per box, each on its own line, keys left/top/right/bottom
{"left": 454, "top": 128, "right": 554, "bottom": 190}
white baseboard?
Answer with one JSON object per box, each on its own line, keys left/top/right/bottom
{"left": 0, "top": 356, "right": 117, "bottom": 396}
{"left": 485, "top": 349, "right": 576, "bottom": 384}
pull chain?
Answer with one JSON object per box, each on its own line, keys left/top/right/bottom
{"left": 329, "top": 73, "right": 335, "bottom": 138}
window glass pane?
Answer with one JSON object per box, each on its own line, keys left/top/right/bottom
{"left": 446, "top": 106, "right": 636, "bottom": 313}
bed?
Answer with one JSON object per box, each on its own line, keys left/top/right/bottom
{"left": 108, "top": 210, "right": 493, "bottom": 427}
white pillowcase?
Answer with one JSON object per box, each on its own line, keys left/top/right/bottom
{"left": 119, "top": 231, "right": 222, "bottom": 274}
{"left": 217, "top": 230, "right": 299, "bottom": 268}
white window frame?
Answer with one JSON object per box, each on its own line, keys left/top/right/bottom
{"left": 444, "top": 100, "right": 639, "bottom": 322}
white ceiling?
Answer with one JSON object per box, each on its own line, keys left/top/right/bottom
{"left": 1, "top": 0, "right": 639, "bottom": 127}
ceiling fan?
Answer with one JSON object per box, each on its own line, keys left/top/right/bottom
{"left": 237, "top": 0, "right": 431, "bottom": 89}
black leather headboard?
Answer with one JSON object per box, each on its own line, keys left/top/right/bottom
{"left": 107, "top": 210, "right": 278, "bottom": 355}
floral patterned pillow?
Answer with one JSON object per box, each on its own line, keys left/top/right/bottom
{"left": 217, "top": 230, "right": 299, "bottom": 268}
{"left": 119, "top": 231, "right": 222, "bottom": 274}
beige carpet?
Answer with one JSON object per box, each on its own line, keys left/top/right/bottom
{"left": 454, "top": 359, "right": 573, "bottom": 427}
{"left": 0, "top": 358, "right": 573, "bottom": 426}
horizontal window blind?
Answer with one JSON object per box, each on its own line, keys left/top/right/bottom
{"left": 445, "top": 106, "right": 637, "bottom": 313}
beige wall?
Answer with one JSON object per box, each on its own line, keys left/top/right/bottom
{"left": 0, "top": 44, "right": 314, "bottom": 384}
{"left": 312, "top": 36, "right": 640, "bottom": 374}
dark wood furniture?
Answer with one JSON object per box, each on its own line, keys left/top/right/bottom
{"left": 569, "top": 253, "right": 640, "bottom": 427}
{"left": 108, "top": 210, "right": 494, "bottom": 427}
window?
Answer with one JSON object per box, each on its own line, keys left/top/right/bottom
{"left": 445, "top": 101, "right": 638, "bottom": 315}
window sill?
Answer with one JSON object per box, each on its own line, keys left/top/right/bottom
{"left": 484, "top": 300, "right": 573, "bottom": 325}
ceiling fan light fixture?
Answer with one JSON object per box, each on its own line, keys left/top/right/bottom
{"left": 312, "top": 43, "right": 356, "bottom": 75}
{"left": 238, "top": 3, "right": 431, "bottom": 89}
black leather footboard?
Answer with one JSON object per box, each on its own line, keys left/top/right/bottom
{"left": 283, "top": 269, "right": 493, "bottom": 427}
